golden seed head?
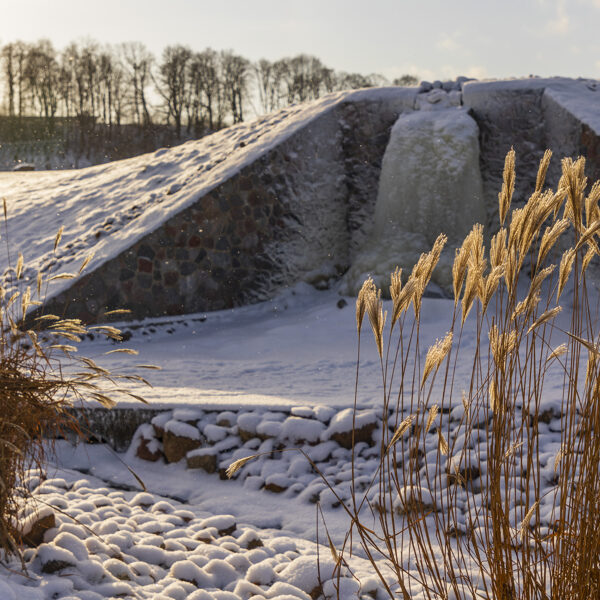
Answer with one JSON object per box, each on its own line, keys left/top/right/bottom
{"left": 79, "top": 252, "right": 95, "bottom": 274}
{"left": 489, "top": 325, "right": 517, "bottom": 372}
{"left": 226, "top": 454, "right": 258, "bottom": 478}
{"left": 537, "top": 218, "right": 569, "bottom": 266}
{"left": 574, "top": 219, "right": 600, "bottom": 254}
{"left": 461, "top": 262, "right": 482, "bottom": 325}
{"left": 421, "top": 331, "right": 453, "bottom": 388}
{"left": 585, "top": 180, "right": 600, "bottom": 226}
{"left": 391, "top": 273, "right": 416, "bottom": 326}
{"left": 557, "top": 247, "right": 576, "bottom": 301}
{"left": 16, "top": 252, "right": 23, "bottom": 280}
{"left": 425, "top": 404, "right": 439, "bottom": 433}
{"left": 489, "top": 379, "right": 499, "bottom": 413}
{"left": 504, "top": 247, "right": 518, "bottom": 297}
{"left": 490, "top": 228, "right": 507, "bottom": 270}
{"left": 388, "top": 413, "right": 415, "bottom": 448}
{"left": 498, "top": 147, "right": 516, "bottom": 225}
{"left": 54, "top": 225, "right": 64, "bottom": 252}
{"left": 535, "top": 149, "right": 552, "bottom": 193}
{"left": 481, "top": 265, "right": 504, "bottom": 315}
{"left": 561, "top": 156, "right": 587, "bottom": 231}
{"left": 389, "top": 267, "right": 403, "bottom": 327}
{"left": 582, "top": 244, "right": 596, "bottom": 275}
{"left": 529, "top": 265, "right": 555, "bottom": 300}
{"left": 357, "top": 278, "right": 387, "bottom": 356}
{"left": 508, "top": 207, "right": 524, "bottom": 251}
{"left": 518, "top": 501, "right": 539, "bottom": 543}
{"left": 554, "top": 445, "right": 567, "bottom": 471}
{"left": 389, "top": 266, "right": 402, "bottom": 303}
{"left": 452, "top": 228, "right": 476, "bottom": 303}
{"left": 356, "top": 277, "right": 375, "bottom": 333}
{"left": 547, "top": 343, "right": 567, "bottom": 363}
{"left": 438, "top": 430, "right": 449, "bottom": 455}
{"left": 527, "top": 306, "right": 562, "bottom": 335}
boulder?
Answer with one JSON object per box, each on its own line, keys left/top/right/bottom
{"left": 186, "top": 450, "right": 218, "bottom": 473}
{"left": 162, "top": 421, "right": 203, "bottom": 463}
{"left": 22, "top": 510, "right": 56, "bottom": 547}
{"left": 323, "top": 408, "right": 378, "bottom": 449}
{"left": 136, "top": 436, "right": 163, "bottom": 462}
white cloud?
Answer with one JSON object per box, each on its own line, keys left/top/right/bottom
{"left": 381, "top": 64, "right": 433, "bottom": 82}
{"left": 463, "top": 65, "right": 488, "bottom": 79}
{"left": 437, "top": 35, "right": 460, "bottom": 52}
{"left": 546, "top": 0, "right": 570, "bottom": 34}
{"left": 381, "top": 64, "right": 488, "bottom": 83}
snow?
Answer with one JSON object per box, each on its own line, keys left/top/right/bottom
{"left": 0, "top": 77, "right": 598, "bottom": 599}
{"left": 324, "top": 408, "right": 377, "bottom": 435}
{"left": 0, "top": 86, "right": 413, "bottom": 307}
{"left": 7, "top": 279, "right": 574, "bottom": 597}
{"left": 165, "top": 419, "right": 202, "bottom": 440}
{"left": 280, "top": 416, "right": 325, "bottom": 444}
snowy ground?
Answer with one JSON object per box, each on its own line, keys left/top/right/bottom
{"left": 0, "top": 77, "right": 597, "bottom": 599}
{"left": 0, "top": 281, "right": 580, "bottom": 599}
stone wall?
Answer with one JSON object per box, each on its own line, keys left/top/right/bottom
{"left": 37, "top": 81, "right": 600, "bottom": 322}
{"left": 542, "top": 91, "right": 600, "bottom": 185}
{"left": 462, "top": 81, "right": 550, "bottom": 229}
{"left": 40, "top": 95, "right": 411, "bottom": 322}
{"left": 463, "top": 79, "right": 600, "bottom": 232}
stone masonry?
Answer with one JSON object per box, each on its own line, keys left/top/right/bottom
{"left": 37, "top": 79, "right": 600, "bottom": 322}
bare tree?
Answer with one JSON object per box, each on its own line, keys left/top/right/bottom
{"left": 24, "top": 40, "right": 59, "bottom": 121}
{"left": 121, "top": 42, "right": 153, "bottom": 125}
{"left": 220, "top": 50, "right": 249, "bottom": 123}
{"left": 156, "top": 44, "right": 191, "bottom": 137}
{"left": 254, "top": 58, "right": 292, "bottom": 114}
{"left": 335, "top": 72, "right": 373, "bottom": 90}
{"left": 1, "top": 43, "right": 16, "bottom": 116}
{"left": 97, "top": 50, "right": 113, "bottom": 126}
{"left": 111, "top": 61, "right": 127, "bottom": 127}
{"left": 393, "top": 74, "right": 419, "bottom": 86}
{"left": 275, "top": 55, "right": 330, "bottom": 105}
{"left": 12, "top": 41, "right": 28, "bottom": 117}
{"left": 59, "top": 43, "right": 78, "bottom": 118}
{"left": 195, "top": 48, "right": 223, "bottom": 130}
{"left": 254, "top": 58, "right": 274, "bottom": 114}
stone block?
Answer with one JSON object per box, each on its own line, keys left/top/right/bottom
{"left": 162, "top": 429, "right": 203, "bottom": 463}
{"left": 187, "top": 451, "right": 218, "bottom": 473}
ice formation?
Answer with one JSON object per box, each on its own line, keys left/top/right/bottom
{"left": 343, "top": 107, "right": 487, "bottom": 295}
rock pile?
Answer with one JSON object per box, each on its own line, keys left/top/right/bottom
{"left": 131, "top": 406, "right": 381, "bottom": 508}
{"left": 10, "top": 475, "right": 375, "bottom": 599}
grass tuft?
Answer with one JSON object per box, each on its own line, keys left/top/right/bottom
{"left": 0, "top": 212, "right": 153, "bottom": 562}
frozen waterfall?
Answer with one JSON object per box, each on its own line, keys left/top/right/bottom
{"left": 343, "top": 107, "right": 487, "bottom": 296}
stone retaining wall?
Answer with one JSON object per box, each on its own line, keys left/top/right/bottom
{"left": 462, "top": 79, "right": 600, "bottom": 232}
{"left": 39, "top": 80, "right": 600, "bottom": 322}
{"left": 39, "top": 96, "right": 411, "bottom": 321}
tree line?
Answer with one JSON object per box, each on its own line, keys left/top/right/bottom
{"left": 0, "top": 39, "right": 418, "bottom": 141}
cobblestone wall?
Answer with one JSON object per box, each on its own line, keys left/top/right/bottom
{"left": 42, "top": 98, "right": 407, "bottom": 322}
{"left": 40, "top": 82, "right": 600, "bottom": 323}
{"left": 463, "top": 80, "right": 600, "bottom": 232}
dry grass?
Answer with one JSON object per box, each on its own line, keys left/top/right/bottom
{"left": 0, "top": 208, "right": 153, "bottom": 561}
{"left": 325, "top": 151, "right": 600, "bottom": 599}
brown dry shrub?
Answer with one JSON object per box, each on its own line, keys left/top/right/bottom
{"left": 0, "top": 210, "right": 153, "bottom": 561}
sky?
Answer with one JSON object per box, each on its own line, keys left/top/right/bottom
{"left": 1, "top": 0, "right": 599, "bottom": 82}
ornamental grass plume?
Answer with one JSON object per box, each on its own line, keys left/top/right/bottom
{"left": 498, "top": 146, "right": 515, "bottom": 224}
{"left": 331, "top": 150, "right": 600, "bottom": 600}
